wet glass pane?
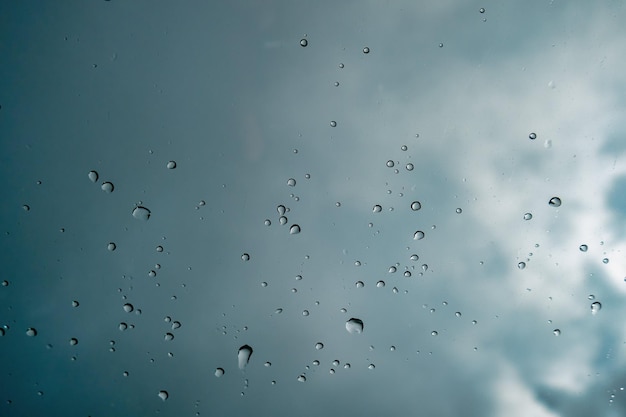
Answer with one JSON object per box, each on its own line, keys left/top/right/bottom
{"left": 2, "top": 1, "right": 626, "bottom": 415}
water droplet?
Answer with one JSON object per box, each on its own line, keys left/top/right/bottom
{"left": 69, "top": 338, "right": 78, "bottom": 346}
{"left": 171, "top": 321, "right": 181, "bottom": 330}
{"left": 156, "top": 245, "right": 164, "bottom": 252}
{"left": 107, "top": 242, "right": 116, "bottom": 251}
{"left": 362, "top": 46, "right": 371, "bottom": 54}
{"left": 164, "top": 333, "right": 174, "bottom": 341}
{"left": 479, "top": 7, "right": 485, "bottom": 13}
{"left": 88, "top": 171, "right": 99, "bottom": 182}
{"left": 132, "top": 206, "right": 151, "bottom": 221}
{"left": 455, "top": 208, "right": 462, "bottom": 214}
{"left": 264, "top": 219, "right": 271, "bottom": 226}
{"left": 386, "top": 160, "right": 395, "bottom": 167}
{"left": 588, "top": 294, "right": 595, "bottom": 300}
{"left": 166, "top": 161, "right": 177, "bottom": 169}
{"left": 148, "top": 270, "right": 156, "bottom": 278}
{"left": 548, "top": 197, "right": 562, "bottom": 207}
{"left": 389, "top": 266, "right": 397, "bottom": 273}
{"left": 518, "top": 262, "right": 526, "bottom": 270}
{"left": 315, "top": 342, "right": 324, "bottom": 350}
{"left": 602, "top": 258, "right": 609, "bottom": 264}
{"left": 300, "top": 38, "right": 308, "bottom": 47}
{"left": 579, "top": 244, "right": 588, "bottom": 252}
{"left": 274, "top": 308, "right": 283, "bottom": 314}
{"left": 368, "top": 364, "right": 375, "bottom": 370}
{"left": 406, "top": 163, "right": 414, "bottom": 171}
{"left": 22, "top": 204, "right": 30, "bottom": 212}
{"left": 302, "top": 310, "right": 309, "bottom": 316}
{"left": 334, "top": 81, "right": 339, "bottom": 87}
{"left": 591, "top": 301, "right": 602, "bottom": 315}
{"left": 241, "top": 253, "right": 250, "bottom": 261}
{"left": 529, "top": 132, "right": 537, "bottom": 140}
{"left": 287, "top": 178, "right": 296, "bottom": 187}
{"left": 297, "top": 375, "right": 307, "bottom": 382}
{"left": 524, "top": 213, "right": 533, "bottom": 220}
{"left": 404, "top": 271, "right": 411, "bottom": 277}
{"left": 455, "top": 312, "right": 462, "bottom": 317}
{"left": 277, "top": 205, "right": 286, "bottom": 215}
{"left": 413, "top": 231, "right": 425, "bottom": 240}
{"left": 431, "top": 331, "right": 438, "bottom": 336}
{"left": 215, "top": 368, "right": 224, "bottom": 377}
{"left": 410, "top": 254, "right": 419, "bottom": 261}
{"left": 355, "top": 281, "right": 364, "bottom": 288}
{"left": 101, "top": 182, "right": 114, "bottom": 193}
{"left": 376, "top": 280, "right": 385, "bottom": 288}
{"left": 279, "top": 216, "right": 288, "bottom": 225}
{"left": 122, "top": 303, "right": 133, "bottom": 313}
{"left": 411, "top": 201, "right": 422, "bottom": 211}
{"left": 330, "top": 121, "right": 337, "bottom": 127}
{"left": 261, "top": 281, "right": 268, "bottom": 287}
{"left": 401, "top": 145, "right": 408, "bottom": 151}
{"left": 158, "top": 391, "right": 169, "bottom": 401}
{"left": 237, "top": 345, "right": 253, "bottom": 370}
{"left": 71, "top": 300, "right": 79, "bottom": 307}
{"left": 345, "top": 318, "right": 364, "bottom": 334}
{"left": 118, "top": 322, "right": 128, "bottom": 331}
{"left": 289, "top": 224, "right": 301, "bottom": 234}
{"left": 26, "top": 328, "right": 37, "bottom": 337}
{"left": 373, "top": 204, "right": 382, "bottom": 213}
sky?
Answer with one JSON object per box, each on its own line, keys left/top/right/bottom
{"left": 1, "top": 1, "right": 626, "bottom": 416}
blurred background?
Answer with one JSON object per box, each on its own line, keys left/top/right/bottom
{"left": 1, "top": 1, "right": 626, "bottom": 416}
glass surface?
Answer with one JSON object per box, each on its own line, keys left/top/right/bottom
{"left": 2, "top": 1, "right": 626, "bottom": 416}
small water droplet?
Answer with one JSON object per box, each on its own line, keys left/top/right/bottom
{"left": 548, "top": 197, "right": 561, "bottom": 207}
{"left": 302, "top": 310, "right": 309, "bottom": 316}
{"left": 297, "top": 374, "right": 307, "bottom": 382}
{"left": 553, "top": 329, "right": 561, "bottom": 336}
{"left": 455, "top": 208, "right": 462, "bottom": 214}
{"left": 455, "top": 312, "right": 462, "bottom": 317}
{"left": 355, "top": 281, "right": 364, "bottom": 288}
{"left": 330, "top": 121, "right": 337, "bottom": 127}
{"left": 389, "top": 266, "right": 397, "bottom": 273}
{"left": 410, "top": 254, "right": 419, "bottom": 261}
{"left": 368, "top": 364, "right": 375, "bottom": 370}
{"left": 431, "top": 331, "right": 438, "bottom": 336}
{"left": 404, "top": 271, "right": 411, "bottom": 277}
{"left": 362, "top": 46, "right": 370, "bottom": 54}
{"left": 401, "top": 145, "right": 408, "bottom": 151}
{"left": 26, "top": 328, "right": 37, "bottom": 337}
{"left": 479, "top": 7, "right": 485, "bottom": 13}
{"left": 334, "top": 81, "right": 339, "bottom": 87}
{"left": 241, "top": 253, "right": 250, "bottom": 261}
{"left": 88, "top": 171, "right": 99, "bottom": 182}
{"left": 107, "top": 242, "right": 116, "bottom": 251}
{"left": 69, "top": 338, "right": 78, "bottom": 346}
{"left": 315, "top": 342, "right": 324, "bottom": 350}
{"left": 158, "top": 391, "right": 169, "bottom": 401}
{"left": 386, "top": 160, "right": 395, "bottom": 167}
{"left": 148, "top": 270, "right": 156, "bottom": 278}
{"left": 346, "top": 318, "right": 364, "bottom": 334}
{"left": 118, "top": 322, "right": 128, "bottom": 331}
{"left": 579, "top": 244, "right": 588, "bottom": 252}
{"left": 339, "top": 63, "right": 344, "bottom": 68}
{"left": 279, "top": 216, "right": 288, "bottom": 225}
{"left": 71, "top": 300, "right": 79, "bottom": 307}
{"left": 518, "top": 262, "right": 526, "bottom": 270}
{"left": 406, "top": 163, "right": 414, "bottom": 171}
{"left": 524, "top": 213, "right": 533, "bottom": 220}
{"left": 602, "top": 258, "right": 609, "bottom": 264}
{"left": 287, "top": 178, "right": 296, "bottom": 187}
{"left": 373, "top": 204, "right": 382, "bottom": 213}
{"left": 132, "top": 206, "right": 151, "bottom": 221}
{"left": 101, "top": 182, "right": 114, "bottom": 193}
{"left": 413, "top": 231, "right": 425, "bottom": 240}
{"left": 411, "top": 201, "right": 422, "bottom": 211}
{"left": 123, "top": 303, "right": 133, "bottom": 313}
{"left": 164, "top": 333, "right": 174, "bottom": 341}
{"left": 376, "top": 280, "right": 385, "bottom": 288}
{"left": 22, "top": 204, "right": 30, "bottom": 212}
{"left": 264, "top": 219, "right": 271, "bottom": 226}
{"left": 289, "top": 224, "right": 301, "bottom": 234}
{"left": 591, "top": 301, "right": 602, "bottom": 315}
{"left": 215, "top": 368, "right": 224, "bottom": 377}
{"left": 156, "top": 245, "right": 164, "bottom": 252}
{"left": 171, "top": 321, "right": 181, "bottom": 330}
{"left": 166, "top": 161, "right": 177, "bottom": 169}
{"left": 300, "top": 38, "right": 308, "bottom": 47}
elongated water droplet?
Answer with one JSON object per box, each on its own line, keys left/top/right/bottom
{"left": 591, "top": 301, "right": 602, "bottom": 315}
{"left": 277, "top": 205, "right": 286, "bottom": 215}
{"left": 88, "top": 171, "right": 99, "bottom": 182}
{"left": 388, "top": 266, "right": 397, "bottom": 273}
{"left": 289, "top": 224, "right": 301, "bottom": 234}
{"left": 132, "top": 206, "right": 151, "bottom": 221}
{"left": 345, "top": 318, "right": 364, "bottom": 334}
{"left": 238, "top": 345, "right": 253, "bottom": 370}
{"left": 549, "top": 197, "right": 562, "bottom": 207}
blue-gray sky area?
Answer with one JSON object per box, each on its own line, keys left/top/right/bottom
{"left": 1, "top": 1, "right": 626, "bottom": 416}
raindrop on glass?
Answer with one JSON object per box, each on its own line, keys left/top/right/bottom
{"left": 132, "top": 206, "right": 151, "bottom": 221}
{"left": 88, "top": 171, "right": 99, "bottom": 182}
{"left": 264, "top": 219, "right": 271, "bottom": 226}
{"left": 122, "top": 303, "right": 133, "bottom": 313}
{"left": 413, "top": 231, "right": 425, "bottom": 240}
{"left": 300, "top": 38, "right": 308, "bottom": 47}
{"left": 279, "top": 216, "right": 288, "bottom": 225}
{"left": 71, "top": 300, "right": 79, "bottom": 307}
{"left": 237, "top": 345, "right": 253, "bottom": 370}
{"left": 431, "top": 331, "right": 438, "bottom": 336}
{"left": 315, "top": 342, "right": 324, "bottom": 350}
{"left": 529, "top": 132, "right": 537, "bottom": 140}
{"left": 406, "top": 163, "right": 414, "bottom": 171}
{"left": 277, "top": 205, "right": 286, "bottom": 215}
{"left": 241, "top": 253, "right": 250, "bottom": 261}
{"left": 302, "top": 310, "right": 309, "bottom": 316}
{"left": 345, "top": 318, "right": 364, "bottom": 334}
{"left": 524, "top": 213, "right": 532, "bottom": 220}
{"left": 591, "top": 301, "right": 602, "bottom": 315}
{"left": 101, "top": 182, "right": 114, "bottom": 193}
{"left": 479, "top": 7, "right": 485, "bottom": 13}
{"left": 602, "top": 258, "right": 609, "bottom": 264}
{"left": 171, "top": 321, "right": 181, "bottom": 330}
{"left": 456, "top": 208, "right": 462, "bottom": 214}
{"left": 411, "top": 201, "right": 422, "bottom": 211}
{"left": 579, "top": 244, "right": 588, "bottom": 252}
{"left": 368, "top": 364, "right": 375, "bottom": 370}
{"left": 289, "top": 224, "right": 301, "bottom": 234}
{"left": 553, "top": 329, "right": 561, "bottom": 336}
{"left": 158, "top": 391, "right": 169, "bottom": 401}
{"left": 215, "top": 368, "right": 224, "bottom": 377}
{"left": 548, "top": 197, "right": 561, "bottom": 207}
{"left": 410, "top": 254, "right": 419, "bottom": 261}
{"left": 297, "top": 375, "right": 307, "bottom": 382}
{"left": 22, "top": 204, "right": 30, "bottom": 212}
{"left": 389, "top": 266, "right": 397, "bottom": 273}
{"left": 386, "top": 160, "right": 394, "bottom": 167}
{"left": 26, "top": 328, "right": 37, "bottom": 337}
{"left": 355, "top": 281, "right": 364, "bottom": 288}
{"left": 376, "top": 280, "right": 385, "bottom": 288}
{"left": 287, "top": 178, "right": 296, "bottom": 187}
{"left": 119, "top": 322, "right": 128, "bottom": 331}
{"left": 518, "top": 262, "right": 526, "bottom": 270}
{"left": 107, "top": 242, "right": 116, "bottom": 251}
{"left": 330, "top": 121, "right": 337, "bottom": 127}
{"left": 363, "top": 47, "right": 370, "bottom": 54}
{"left": 69, "top": 338, "right": 78, "bottom": 346}
{"left": 164, "top": 333, "right": 174, "bottom": 341}
{"left": 373, "top": 205, "right": 382, "bottom": 213}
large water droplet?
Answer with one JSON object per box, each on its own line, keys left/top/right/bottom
{"left": 411, "top": 201, "right": 422, "bottom": 211}
{"left": 297, "top": 374, "right": 307, "bottom": 382}
{"left": 289, "top": 224, "right": 301, "bottom": 234}
{"left": 101, "top": 182, "right": 114, "bottom": 193}
{"left": 287, "top": 178, "right": 296, "bottom": 187}
{"left": 345, "top": 318, "right": 364, "bottom": 334}
{"left": 548, "top": 197, "right": 562, "bottom": 207}
{"left": 26, "top": 327, "right": 37, "bottom": 337}
{"left": 215, "top": 368, "right": 224, "bottom": 377}
{"left": 279, "top": 216, "right": 288, "bottom": 225}
{"left": 386, "top": 160, "right": 395, "bottom": 168}
{"left": 166, "top": 161, "right": 177, "bottom": 169}
{"left": 591, "top": 301, "right": 602, "bottom": 315}
{"left": 88, "top": 171, "right": 99, "bottom": 182}
{"left": 355, "top": 281, "right": 364, "bottom": 288}
{"left": 122, "top": 303, "right": 133, "bottom": 313}
{"left": 413, "top": 231, "right": 425, "bottom": 240}
{"left": 132, "top": 206, "right": 151, "bottom": 221}
{"left": 373, "top": 204, "right": 382, "bottom": 213}
{"left": 238, "top": 345, "right": 253, "bottom": 370}
{"left": 518, "top": 262, "right": 526, "bottom": 270}
{"left": 158, "top": 391, "right": 169, "bottom": 401}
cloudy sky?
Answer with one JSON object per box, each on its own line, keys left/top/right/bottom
{"left": 2, "top": 1, "right": 626, "bottom": 416}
